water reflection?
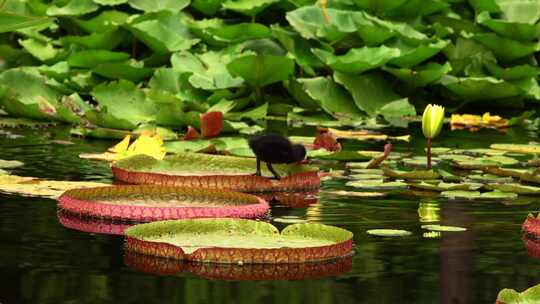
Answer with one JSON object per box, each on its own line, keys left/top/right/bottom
{"left": 57, "top": 210, "right": 135, "bottom": 235}
{"left": 124, "top": 252, "right": 353, "bottom": 281}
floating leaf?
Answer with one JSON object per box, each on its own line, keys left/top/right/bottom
{"left": 451, "top": 112, "right": 509, "bottom": 130}
{"left": 346, "top": 180, "right": 408, "bottom": 190}
{"left": 125, "top": 219, "right": 353, "bottom": 263}
{"left": 496, "top": 284, "right": 540, "bottom": 304}
{"left": 46, "top": 0, "right": 99, "bottom": 16}
{"left": 323, "top": 190, "right": 387, "bottom": 198}
{"left": 490, "top": 144, "right": 540, "bottom": 154}
{"left": 366, "top": 229, "right": 412, "bottom": 237}
{"left": 439, "top": 76, "right": 524, "bottom": 101}
{"left": 0, "top": 174, "right": 107, "bottom": 199}
{"left": 469, "top": 33, "right": 540, "bottom": 62}
{"left": 0, "top": 159, "right": 24, "bottom": 169}
{"left": 476, "top": 11, "right": 540, "bottom": 42}
{"left": 486, "top": 183, "right": 540, "bottom": 195}
{"left": 383, "top": 167, "right": 440, "bottom": 180}
{"left": 421, "top": 225, "right": 467, "bottom": 232}
{"left": 388, "top": 39, "right": 449, "bottom": 68}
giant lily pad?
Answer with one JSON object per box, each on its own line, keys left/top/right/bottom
{"left": 124, "top": 218, "right": 353, "bottom": 263}
{"left": 496, "top": 283, "right": 540, "bottom": 304}
{"left": 57, "top": 210, "right": 131, "bottom": 235}
{"left": 112, "top": 153, "right": 320, "bottom": 192}
{"left": 58, "top": 185, "right": 269, "bottom": 221}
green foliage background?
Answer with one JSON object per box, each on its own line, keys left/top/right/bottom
{"left": 0, "top": 0, "right": 539, "bottom": 136}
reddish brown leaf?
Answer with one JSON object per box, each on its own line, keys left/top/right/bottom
{"left": 184, "top": 126, "right": 201, "bottom": 140}
{"left": 200, "top": 112, "right": 223, "bottom": 138}
{"left": 313, "top": 128, "right": 341, "bottom": 152}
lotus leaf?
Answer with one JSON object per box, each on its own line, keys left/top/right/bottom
{"left": 439, "top": 76, "right": 525, "bottom": 101}
{"left": 421, "top": 225, "right": 467, "bottom": 232}
{"left": 296, "top": 77, "right": 363, "bottom": 119}
{"left": 470, "top": 33, "right": 540, "bottom": 62}
{"left": 171, "top": 50, "right": 244, "bottom": 90}
{"left": 89, "top": 80, "right": 157, "bottom": 130}
{"left": 125, "top": 218, "right": 353, "bottom": 263}
{"left": 126, "top": 12, "right": 199, "bottom": 53}
{"left": 222, "top": 0, "right": 280, "bottom": 17}
{"left": 313, "top": 46, "right": 401, "bottom": 74}
{"left": 0, "top": 12, "right": 54, "bottom": 33}
{"left": 67, "top": 50, "right": 130, "bottom": 68}
{"left": 476, "top": 11, "right": 540, "bottom": 42}
{"left": 384, "top": 62, "right": 452, "bottom": 87}
{"left": 127, "top": 0, "right": 190, "bottom": 13}
{"left": 74, "top": 10, "right": 129, "bottom": 33}
{"left": 227, "top": 54, "right": 295, "bottom": 88}
{"left": 46, "top": 0, "right": 99, "bottom": 16}
{"left": 18, "top": 38, "right": 59, "bottom": 62}
{"left": 388, "top": 39, "right": 449, "bottom": 68}
{"left": 366, "top": 229, "right": 412, "bottom": 237}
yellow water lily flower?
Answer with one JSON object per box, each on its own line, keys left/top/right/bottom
{"left": 422, "top": 104, "right": 445, "bottom": 139}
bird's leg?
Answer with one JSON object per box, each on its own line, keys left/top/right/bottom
{"left": 266, "top": 162, "right": 281, "bottom": 180}
{"left": 254, "top": 157, "right": 262, "bottom": 176}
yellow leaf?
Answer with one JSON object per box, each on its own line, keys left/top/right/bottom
{"left": 451, "top": 113, "right": 508, "bottom": 130}
{"left": 122, "top": 134, "right": 166, "bottom": 160}
{"left": 108, "top": 135, "right": 131, "bottom": 153}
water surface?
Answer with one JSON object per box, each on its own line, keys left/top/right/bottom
{"left": 1, "top": 126, "right": 539, "bottom": 304}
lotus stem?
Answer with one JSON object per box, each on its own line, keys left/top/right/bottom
{"left": 427, "top": 137, "right": 432, "bottom": 170}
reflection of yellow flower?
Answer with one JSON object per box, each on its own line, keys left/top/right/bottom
{"left": 422, "top": 104, "right": 445, "bottom": 139}
{"left": 418, "top": 202, "right": 440, "bottom": 222}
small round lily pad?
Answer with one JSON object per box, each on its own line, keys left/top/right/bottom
{"left": 421, "top": 225, "right": 467, "bottom": 232}
{"left": 58, "top": 185, "right": 269, "bottom": 221}
{"left": 366, "top": 229, "right": 412, "bottom": 237}
{"left": 124, "top": 218, "right": 353, "bottom": 264}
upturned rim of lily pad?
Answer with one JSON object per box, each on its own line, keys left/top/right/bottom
{"left": 124, "top": 218, "right": 354, "bottom": 264}
{"left": 112, "top": 153, "right": 320, "bottom": 192}
{"left": 124, "top": 251, "right": 353, "bottom": 280}
{"left": 58, "top": 185, "right": 269, "bottom": 221}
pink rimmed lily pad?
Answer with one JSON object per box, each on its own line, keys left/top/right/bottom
{"left": 124, "top": 252, "right": 353, "bottom": 280}
{"left": 112, "top": 153, "right": 320, "bottom": 192}
{"left": 124, "top": 218, "right": 353, "bottom": 264}
{"left": 58, "top": 185, "right": 269, "bottom": 221}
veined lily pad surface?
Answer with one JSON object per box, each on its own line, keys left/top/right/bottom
{"left": 112, "top": 153, "right": 320, "bottom": 192}
{"left": 58, "top": 185, "right": 269, "bottom": 221}
{"left": 125, "top": 218, "right": 353, "bottom": 264}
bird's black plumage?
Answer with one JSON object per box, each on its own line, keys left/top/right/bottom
{"left": 248, "top": 134, "right": 306, "bottom": 179}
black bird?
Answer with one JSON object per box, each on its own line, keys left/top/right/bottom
{"left": 248, "top": 134, "right": 306, "bottom": 180}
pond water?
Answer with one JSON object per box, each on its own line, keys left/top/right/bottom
{"left": 1, "top": 125, "right": 539, "bottom": 304}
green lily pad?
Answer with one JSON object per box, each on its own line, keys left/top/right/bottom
{"left": 470, "top": 33, "right": 540, "bottom": 62}
{"left": 466, "top": 174, "right": 515, "bottom": 184}
{"left": 451, "top": 156, "right": 519, "bottom": 169}
{"left": 127, "top": 0, "right": 190, "bottom": 13}
{"left": 322, "top": 190, "right": 387, "bottom": 198}
{"left": 496, "top": 283, "right": 540, "bottom": 304}
{"left": 485, "top": 183, "right": 540, "bottom": 195}
{"left": 441, "top": 190, "right": 518, "bottom": 200}
{"left": 439, "top": 75, "right": 525, "bottom": 101}
{"left": 350, "top": 174, "right": 385, "bottom": 180}
{"left": 411, "top": 181, "right": 483, "bottom": 192}
{"left": 125, "top": 218, "right": 353, "bottom": 263}
{"left": 0, "top": 12, "right": 54, "bottom": 33}
{"left": 383, "top": 167, "right": 440, "bottom": 180}
{"left": 490, "top": 143, "right": 540, "bottom": 154}
{"left": 227, "top": 54, "right": 294, "bottom": 88}
{"left": 366, "top": 229, "right": 412, "bottom": 237}
{"left": 476, "top": 11, "right": 540, "bottom": 42}
{"left": 401, "top": 156, "right": 441, "bottom": 168}
{"left": 346, "top": 180, "right": 408, "bottom": 191}
{"left": 0, "top": 159, "right": 24, "bottom": 169}
{"left": 421, "top": 225, "right": 467, "bottom": 232}
{"left": 112, "top": 153, "right": 319, "bottom": 192}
